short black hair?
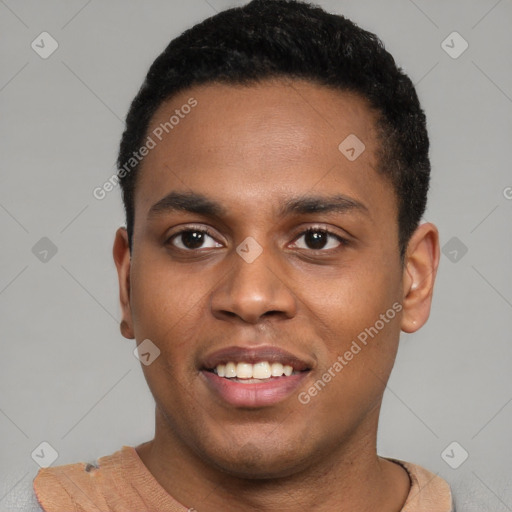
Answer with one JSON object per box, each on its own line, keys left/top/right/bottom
{"left": 117, "top": 0, "right": 430, "bottom": 258}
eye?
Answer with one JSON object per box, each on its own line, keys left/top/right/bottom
{"left": 290, "top": 227, "right": 346, "bottom": 251}
{"left": 167, "top": 227, "right": 223, "bottom": 251}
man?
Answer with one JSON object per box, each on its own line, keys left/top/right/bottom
{"left": 33, "top": 0, "right": 453, "bottom": 510}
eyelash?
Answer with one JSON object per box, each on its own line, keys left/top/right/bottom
{"left": 167, "top": 226, "right": 219, "bottom": 249}
{"left": 166, "top": 225, "right": 349, "bottom": 252}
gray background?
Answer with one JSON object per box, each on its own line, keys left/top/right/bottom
{"left": 1, "top": 0, "right": 511, "bottom": 510}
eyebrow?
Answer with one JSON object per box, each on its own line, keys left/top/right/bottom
{"left": 147, "top": 191, "right": 369, "bottom": 219}
{"left": 148, "top": 191, "right": 227, "bottom": 219}
{"left": 278, "top": 194, "right": 369, "bottom": 217}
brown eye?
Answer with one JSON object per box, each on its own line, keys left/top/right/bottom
{"left": 304, "top": 230, "right": 329, "bottom": 250}
{"left": 169, "top": 229, "right": 222, "bottom": 250}
{"left": 291, "top": 228, "right": 345, "bottom": 251}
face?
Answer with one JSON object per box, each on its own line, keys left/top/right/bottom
{"left": 114, "top": 79, "right": 439, "bottom": 478}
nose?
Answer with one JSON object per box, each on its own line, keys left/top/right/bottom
{"left": 210, "top": 243, "right": 297, "bottom": 324}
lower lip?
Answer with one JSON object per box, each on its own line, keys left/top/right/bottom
{"left": 201, "top": 370, "right": 309, "bottom": 408}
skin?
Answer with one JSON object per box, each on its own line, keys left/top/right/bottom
{"left": 113, "top": 79, "right": 440, "bottom": 511}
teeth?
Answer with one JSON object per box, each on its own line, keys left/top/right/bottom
{"left": 253, "top": 362, "right": 271, "bottom": 379}
{"left": 236, "top": 362, "right": 253, "bottom": 379}
{"left": 225, "top": 362, "right": 237, "bottom": 378}
{"left": 216, "top": 364, "right": 226, "bottom": 377}
{"left": 213, "top": 361, "right": 298, "bottom": 379}
{"left": 271, "top": 362, "right": 284, "bottom": 377}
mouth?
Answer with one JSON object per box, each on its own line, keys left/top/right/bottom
{"left": 200, "top": 346, "right": 313, "bottom": 407}
{"left": 210, "top": 361, "right": 300, "bottom": 381}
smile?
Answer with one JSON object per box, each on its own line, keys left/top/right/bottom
{"left": 212, "top": 361, "right": 297, "bottom": 380}
{"left": 200, "top": 346, "right": 313, "bottom": 407}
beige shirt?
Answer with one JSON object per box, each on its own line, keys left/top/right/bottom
{"left": 33, "top": 445, "right": 453, "bottom": 511}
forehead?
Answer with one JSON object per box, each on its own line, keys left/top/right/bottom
{"left": 134, "top": 79, "right": 394, "bottom": 222}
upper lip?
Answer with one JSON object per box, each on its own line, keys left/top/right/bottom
{"left": 201, "top": 345, "right": 314, "bottom": 372}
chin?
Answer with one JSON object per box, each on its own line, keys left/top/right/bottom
{"left": 202, "top": 438, "right": 314, "bottom": 480}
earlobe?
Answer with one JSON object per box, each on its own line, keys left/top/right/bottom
{"left": 120, "top": 319, "right": 133, "bottom": 339}
{"left": 113, "top": 227, "right": 135, "bottom": 339}
{"left": 400, "top": 223, "right": 440, "bottom": 333}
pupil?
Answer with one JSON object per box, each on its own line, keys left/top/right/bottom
{"left": 306, "top": 230, "right": 327, "bottom": 249}
{"left": 182, "top": 231, "right": 204, "bottom": 249}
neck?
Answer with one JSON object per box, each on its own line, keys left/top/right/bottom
{"left": 136, "top": 408, "right": 410, "bottom": 512}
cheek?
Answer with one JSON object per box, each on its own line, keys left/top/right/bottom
{"left": 306, "top": 260, "right": 400, "bottom": 342}
{"left": 127, "top": 261, "right": 214, "bottom": 405}
{"left": 129, "top": 253, "right": 210, "bottom": 341}
{"left": 128, "top": 259, "right": 204, "bottom": 408}
{"left": 301, "top": 263, "right": 402, "bottom": 400}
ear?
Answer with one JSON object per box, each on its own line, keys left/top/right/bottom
{"left": 113, "top": 227, "right": 134, "bottom": 339}
{"left": 401, "top": 222, "right": 440, "bottom": 333}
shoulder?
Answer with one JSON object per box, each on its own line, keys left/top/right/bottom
{"left": 33, "top": 460, "right": 86, "bottom": 511}
{"left": 32, "top": 447, "right": 132, "bottom": 511}
{"left": 387, "top": 458, "right": 454, "bottom": 512}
